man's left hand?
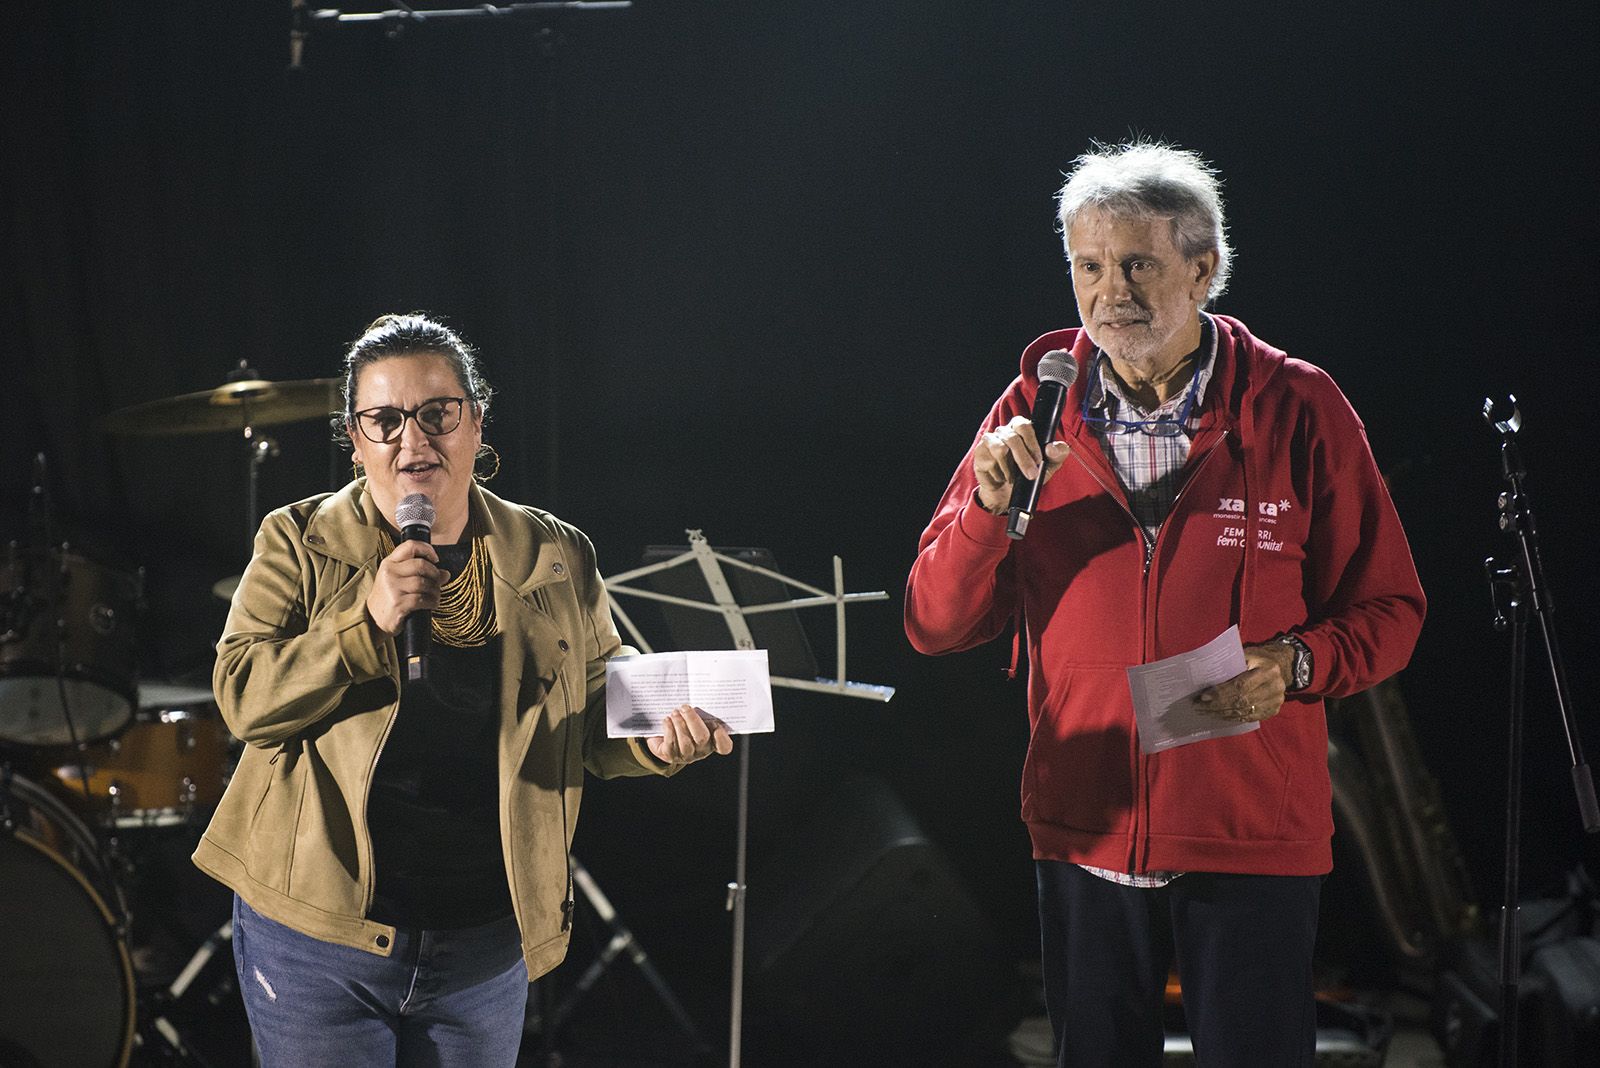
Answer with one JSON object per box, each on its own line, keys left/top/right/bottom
{"left": 1195, "top": 643, "right": 1296, "bottom": 723}
{"left": 647, "top": 704, "right": 735, "bottom": 764}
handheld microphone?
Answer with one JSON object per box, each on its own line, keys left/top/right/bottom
{"left": 395, "top": 493, "right": 435, "bottom": 682}
{"left": 1007, "top": 350, "right": 1078, "bottom": 540}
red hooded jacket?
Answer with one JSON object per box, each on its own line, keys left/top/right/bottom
{"left": 905, "top": 315, "right": 1425, "bottom": 876}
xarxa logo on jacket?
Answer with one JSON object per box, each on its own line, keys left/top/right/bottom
{"left": 1210, "top": 498, "right": 1291, "bottom": 551}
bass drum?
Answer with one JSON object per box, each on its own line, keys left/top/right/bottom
{"left": 0, "top": 772, "right": 135, "bottom": 1068}
{"left": 0, "top": 548, "right": 141, "bottom": 746}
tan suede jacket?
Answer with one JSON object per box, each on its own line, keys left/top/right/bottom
{"left": 193, "top": 480, "right": 666, "bottom": 978}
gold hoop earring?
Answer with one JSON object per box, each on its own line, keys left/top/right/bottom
{"left": 351, "top": 459, "right": 364, "bottom": 481}
{"left": 474, "top": 443, "right": 501, "bottom": 483}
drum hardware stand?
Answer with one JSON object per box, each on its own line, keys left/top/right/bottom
{"left": 1481, "top": 396, "right": 1598, "bottom": 1068}
{"left": 24, "top": 456, "right": 91, "bottom": 796}
{"left": 136, "top": 919, "right": 238, "bottom": 1065}
{"left": 225, "top": 361, "right": 284, "bottom": 555}
{"left": 0, "top": 545, "right": 32, "bottom": 646}
{"left": 0, "top": 456, "right": 51, "bottom": 647}
{"left": 35, "top": 452, "right": 135, "bottom": 886}
{"left": 0, "top": 761, "right": 20, "bottom": 830}
{"left": 605, "top": 531, "right": 894, "bottom": 1067}
{"left": 22, "top": 453, "right": 141, "bottom": 958}
{"left": 526, "top": 856, "right": 708, "bottom": 1059}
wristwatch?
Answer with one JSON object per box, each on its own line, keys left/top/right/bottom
{"left": 1275, "top": 635, "right": 1313, "bottom": 692}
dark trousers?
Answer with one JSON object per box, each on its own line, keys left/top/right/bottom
{"left": 1036, "top": 861, "right": 1321, "bottom": 1068}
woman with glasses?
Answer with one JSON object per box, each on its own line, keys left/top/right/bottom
{"left": 194, "top": 313, "right": 731, "bottom": 1066}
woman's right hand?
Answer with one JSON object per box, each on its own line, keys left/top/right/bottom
{"left": 365, "top": 539, "right": 452, "bottom": 636}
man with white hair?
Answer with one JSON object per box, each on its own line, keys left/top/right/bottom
{"left": 905, "top": 141, "right": 1425, "bottom": 1065}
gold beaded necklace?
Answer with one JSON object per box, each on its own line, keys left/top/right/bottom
{"left": 378, "top": 529, "right": 499, "bottom": 648}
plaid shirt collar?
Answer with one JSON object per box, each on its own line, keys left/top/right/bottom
{"left": 1084, "top": 314, "right": 1219, "bottom": 545}
{"left": 1083, "top": 313, "right": 1219, "bottom": 425}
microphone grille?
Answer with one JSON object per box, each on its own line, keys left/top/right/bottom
{"left": 1037, "top": 349, "right": 1078, "bottom": 389}
{"left": 395, "top": 493, "right": 436, "bottom": 530}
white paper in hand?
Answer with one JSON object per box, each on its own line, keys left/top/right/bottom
{"left": 1125, "top": 626, "right": 1256, "bottom": 754}
{"left": 605, "top": 650, "right": 775, "bottom": 737}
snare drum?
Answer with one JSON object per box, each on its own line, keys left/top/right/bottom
{"left": 0, "top": 547, "right": 141, "bottom": 747}
{"left": 52, "top": 685, "right": 232, "bottom": 829}
{"left": 0, "top": 770, "right": 135, "bottom": 1067}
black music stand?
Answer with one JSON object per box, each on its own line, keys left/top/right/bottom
{"left": 603, "top": 530, "right": 893, "bottom": 1068}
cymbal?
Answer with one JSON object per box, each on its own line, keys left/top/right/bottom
{"left": 138, "top": 681, "right": 217, "bottom": 710}
{"left": 105, "top": 377, "right": 342, "bottom": 436}
{"left": 211, "top": 574, "right": 241, "bottom": 602}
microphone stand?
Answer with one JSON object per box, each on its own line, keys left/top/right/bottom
{"left": 1481, "top": 395, "right": 1599, "bottom": 1068}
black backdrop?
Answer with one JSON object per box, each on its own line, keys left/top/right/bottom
{"left": 5, "top": 0, "right": 1599, "bottom": 996}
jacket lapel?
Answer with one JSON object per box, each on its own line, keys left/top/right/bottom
{"left": 301, "top": 480, "right": 385, "bottom": 568}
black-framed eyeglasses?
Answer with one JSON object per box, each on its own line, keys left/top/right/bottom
{"left": 351, "top": 397, "right": 466, "bottom": 444}
{"left": 1080, "top": 354, "right": 1204, "bottom": 437}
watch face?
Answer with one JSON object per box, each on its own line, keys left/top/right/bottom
{"left": 1292, "top": 644, "right": 1311, "bottom": 689}
{"left": 1280, "top": 637, "right": 1310, "bottom": 690}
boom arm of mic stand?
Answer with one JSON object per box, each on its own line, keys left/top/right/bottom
{"left": 290, "top": 1, "right": 630, "bottom": 69}
{"left": 308, "top": 2, "right": 630, "bottom": 25}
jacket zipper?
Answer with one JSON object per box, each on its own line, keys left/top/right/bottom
{"left": 1067, "top": 429, "right": 1231, "bottom": 873}
{"left": 497, "top": 582, "right": 577, "bottom": 950}
{"left": 501, "top": 584, "right": 578, "bottom": 940}
{"left": 558, "top": 671, "right": 575, "bottom": 932}
{"left": 1068, "top": 429, "right": 1232, "bottom": 581}
{"left": 1067, "top": 450, "right": 1153, "bottom": 573}
{"left": 1066, "top": 447, "right": 1151, "bottom": 872}
{"left": 359, "top": 650, "right": 403, "bottom": 918}
{"left": 1136, "top": 430, "right": 1231, "bottom": 874}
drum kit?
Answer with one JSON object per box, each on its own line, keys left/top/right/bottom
{"left": 1, "top": 368, "right": 340, "bottom": 1068}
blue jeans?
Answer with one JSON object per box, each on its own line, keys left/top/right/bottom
{"left": 232, "top": 895, "right": 529, "bottom": 1067}
{"left": 1035, "top": 862, "right": 1322, "bottom": 1068}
